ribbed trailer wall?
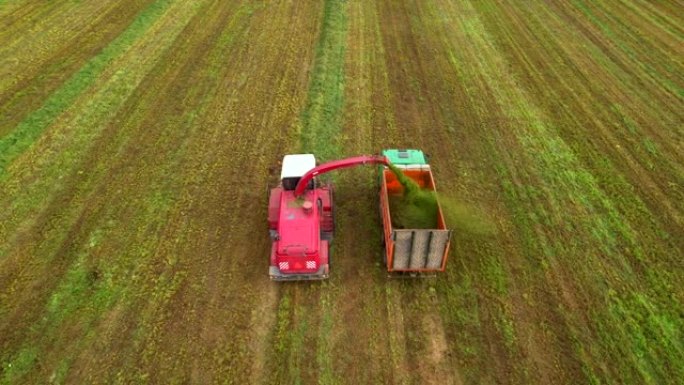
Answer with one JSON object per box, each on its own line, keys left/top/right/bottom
{"left": 391, "top": 230, "right": 451, "bottom": 270}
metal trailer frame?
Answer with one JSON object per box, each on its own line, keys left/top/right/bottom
{"left": 379, "top": 166, "right": 452, "bottom": 274}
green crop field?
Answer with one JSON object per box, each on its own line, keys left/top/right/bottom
{"left": 1, "top": 1, "right": 682, "bottom": 384}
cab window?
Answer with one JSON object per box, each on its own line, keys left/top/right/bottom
{"left": 282, "top": 177, "right": 314, "bottom": 191}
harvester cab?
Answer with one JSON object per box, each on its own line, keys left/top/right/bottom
{"left": 279, "top": 154, "right": 315, "bottom": 191}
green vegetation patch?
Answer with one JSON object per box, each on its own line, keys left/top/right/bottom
{"left": 299, "top": 0, "right": 348, "bottom": 160}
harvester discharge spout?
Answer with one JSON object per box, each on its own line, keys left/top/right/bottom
{"left": 293, "top": 155, "right": 390, "bottom": 197}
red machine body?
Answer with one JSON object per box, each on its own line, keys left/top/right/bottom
{"left": 268, "top": 155, "right": 388, "bottom": 280}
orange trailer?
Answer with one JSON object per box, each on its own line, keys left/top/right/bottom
{"left": 379, "top": 166, "right": 452, "bottom": 274}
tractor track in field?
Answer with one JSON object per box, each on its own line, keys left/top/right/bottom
{"left": 474, "top": 0, "right": 683, "bottom": 285}
{"left": 340, "top": 1, "right": 468, "bottom": 383}
{"left": 501, "top": 0, "right": 684, "bottom": 234}
{"left": 372, "top": 0, "right": 524, "bottom": 382}
{"left": 0, "top": 0, "right": 151, "bottom": 134}
{"left": 0, "top": 2, "right": 70, "bottom": 44}
{"left": 2, "top": 2, "right": 315, "bottom": 380}
{"left": 59, "top": 0, "right": 253, "bottom": 380}
{"left": 0, "top": 0, "right": 209, "bottom": 365}
{"left": 141, "top": 2, "right": 321, "bottom": 381}
{"left": 77, "top": 1, "right": 319, "bottom": 382}
{"left": 1, "top": 0, "right": 682, "bottom": 384}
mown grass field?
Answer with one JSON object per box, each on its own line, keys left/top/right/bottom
{"left": 1, "top": 0, "right": 682, "bottom": 384}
